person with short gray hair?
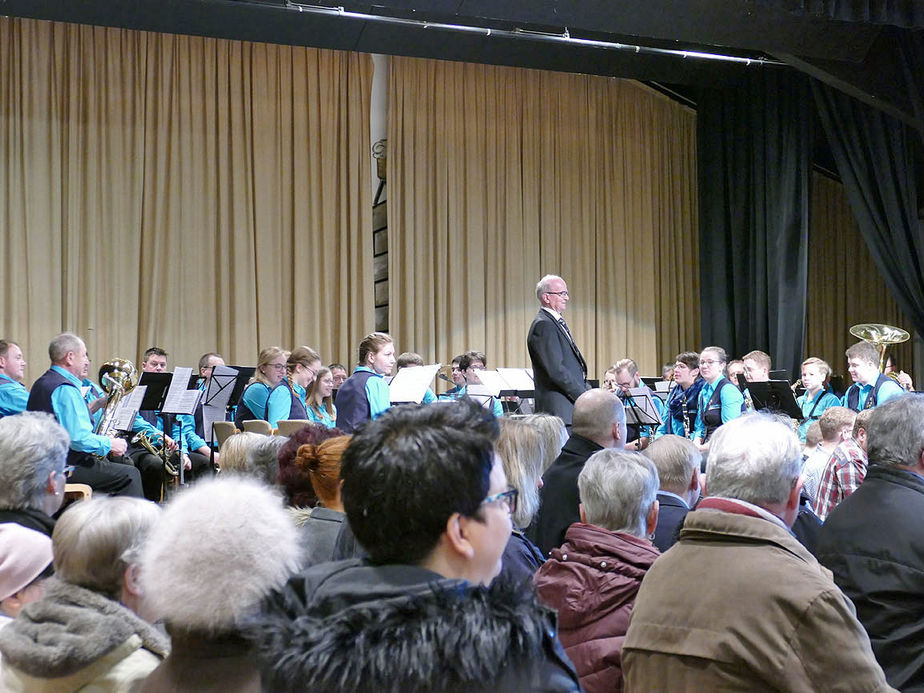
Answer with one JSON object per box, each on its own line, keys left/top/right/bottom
{"left": 623, "top": 413, "right": 892, "bottom": 691}
{"left": 534, "top": 449, "right": 660, "bottom": 692}
{"left": 530, "top": 389, "right": 626, "bottom": 557}
{"left": 0, "top": 496, "right": 168, "bottom": 691}
{"left": 643, "top": 434, "right": 701, "bottom": 551}
{"left": 0, "top": 412, "right": 70, "bottom": 536}
{"left": 817, "top": 395, "right": 924, "bottom": 690}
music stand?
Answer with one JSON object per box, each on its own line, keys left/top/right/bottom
{"left": 621, "top": 387, "right": 663, "bottom": 428}
{"left": 135, "top": 373, "right": 174, "bottom": 491}
{"left": 746, "top": 380, "right": 802, "bottom": 419}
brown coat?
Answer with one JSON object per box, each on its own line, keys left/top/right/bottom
{"left": 623, "top": 508, "right": 896, "bottom": 692}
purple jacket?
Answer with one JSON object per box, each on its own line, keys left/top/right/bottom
{"left": 533, "top": 522, "right": 659, "bottom": 693}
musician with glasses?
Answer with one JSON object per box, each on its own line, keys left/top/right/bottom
{"left": 612, "top": 358, "right": 666, "bottom": 451}
{"left": 458, "top": 351, "right": 503, "bottom": 417}
{"left": 26, "top": 333, "right": 142, "bottom": 498}
{"left": 692, "top": 346, "right": 745, "bottom": 451}
{"left": 527, "top": 274, "right": 590, "bottom": 427}
{"left": 234, "top": 346, "right": 290, "bottom": 429}
{"left": 284, "top": 346, "right": 323, "bottom": 420}
{"left": 0, "top": 340, "right": 28, "bottom": 418}
{"left": 656, "top": 351, "right": 705, "bottom": 439}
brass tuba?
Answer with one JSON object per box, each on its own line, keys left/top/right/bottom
{"left": 94, "top": 359, "right": 137, "bottom": 438}
{"left": 849, "top": 323, "right": 910, "bottom": 373}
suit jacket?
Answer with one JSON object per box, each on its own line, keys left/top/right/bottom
{"left": 528, "top": 434, "right": 604, "bottom": 558}
{"left": 652, "top": 492, "right": 688, "bottom": 553}
{"left": 527, "top": 309, "right": 589, "bottom": 425}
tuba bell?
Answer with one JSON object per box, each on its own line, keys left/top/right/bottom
{"left": 849, "top": 323, "right": 910, "bottom": 374}
{"left": 94, "top": 359, "right": 137, "bottom": 437}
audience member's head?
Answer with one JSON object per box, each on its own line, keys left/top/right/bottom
{"left": 277, "top": 424, "right": 345, "bottom": 508}
{"left": 571, "top": 389, "right": 626, "bottom": 450}
{"left": 705, "top": 414, "right": 802, "bottom": 526}
{"left": 219, "top": 432, "right": 264, "bottom": 475}
{"left": 864, "top": 395, "right": 924, "bottom": 469}
{"left": 245, "top": 435, "right": 288, "bottom": 486}
{"left": 495, "top": 419, "right": 544, "bottom": 529}
{"left": 52, "top": 497, "right": 161, "bottom": 614}
{"left": 141, "top": 477, "right": 301, "bottom": 635}
{"left": 0, "top": 524, "right": 53, "bottom": 618}
{"left": 818, "top": 407, "right": 856, "bottom": 445}
{"left": 804, "top": 422, "right": 822, "bottom": 450}
{"left": 0, "top": 412, "right": 70, "bottom": 517}
{"left": 644, "top": 435, "right": 701, "bottom": 507}
{"left": 853, "top": 409, "right": 874, "bottom": 452}
{"left": 341, "top": 399, "right": 508, "bottom": 584}
{"left": 296, "top": 435, "right": 351, "bottom": 512}
{"left": 520, "top": 413, "right": 567, "bottom": 473}
{"left": 578, "top": 449, "right": 659, "bottom": 540}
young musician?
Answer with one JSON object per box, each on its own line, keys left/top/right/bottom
{"left": 284, "top": 346, "right": 322, "bottom": 420}
{"left": 656, "top": 351, "right": 705, "bottom": 439}
{"left": 306, "top": 366, "right": 337, "bottom": 428}
{"left": 841, "top": 342, "right": 903, "bottom": 411}
{"left": 335, "top": 333, "right": 396, "bottom": 434}
{"left": 692, "top": 346, "right": 745, "bottom": 451}
{"left": 796, "top": 357, "right": 839, "bottom": 442}
{"left": 234, "top": 347, "right": 290, "bottom": 429}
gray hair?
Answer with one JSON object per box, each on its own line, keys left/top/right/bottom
{"left": 245, "top": 435, "right": 287, "bottom": 486}
{"left": 866, "top": 395, "right": 924, "bottom": 469}
{"left": 219, "top": 432, "right": 264, "bottom": 475}
{"left": 578, "top": 449, "right": 659, "bottom": 538}
{"left": 706, "top": 413, "right": 801, "bottom": 506}
{"left": 495, "top": 419, "right": 544, "bottom": 528}
{"left": 644, "top": 435, "right": 700, "bottom": 495}
{"left": 535, "top": 274, "right": 563, "bottom": 301}
{"left": 519, "top": 413, "right": 567, "bottom": 473}
{"left": 572, "top": 389, "right": 626, "bottom": 445}
{"left": 0, "top": 412, "right": 70, "bottom": 511}
{"left": 53, "top": 496, "right": 161, "bottom": 600}
{"left": 141, "top": 477, "right": 302, "bottom": 633}
{"left": 48, "top": 332, "right": 84, "bottom": 363}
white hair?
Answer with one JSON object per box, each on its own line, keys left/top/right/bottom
{"left": 866, "top": 395, "right": 924, "bottom": 469}
{"left": 141, "top": 477, "right": 302, "bottom": 633}
{"left": 0, "top": 412, "right": 69, "bottom": 511}
{"left": 578, "top": 449, "right": 659, "bottom": 538}
{"left": 535, "top": 274, "right": 563, "bottom": 301}
{"left": 706, "top": 413, "right": 801, "bottom": 506}
{"left": 48, "top": 332, "right": 84, "bottom": 363}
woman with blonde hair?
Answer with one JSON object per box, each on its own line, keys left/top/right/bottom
{"left": 284, "top": 346, "right": 322, "bottom": 421}
{"left": 334, "top": 332, "right": 396, "bottom": 433}
{"left": 520, "top": 413, "right": 568, "bottom": 474}
{"left": 495, "top": 418, "right": 546, "bottom": 585}
{"left": 292, "top": 435, "right": 351, "bottom": 564}
{"left": 234, "top": 346, "right": 290, "bottom": 429}
{"left": 305, "top": 366, "right": 337, "bottom": 428}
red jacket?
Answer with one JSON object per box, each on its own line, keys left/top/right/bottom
{"left": 533, "top": 523, "right": 659, "bottom": 693}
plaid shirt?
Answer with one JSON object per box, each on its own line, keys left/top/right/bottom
{"left": 814, "top": 438, "right": 867, "bottom": 521}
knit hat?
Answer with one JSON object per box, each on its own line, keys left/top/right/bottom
{"left": 0, "top": 523, "right": 53, "bottom": 601}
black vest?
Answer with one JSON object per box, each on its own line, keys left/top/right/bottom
{"left": 701, "top": 377, "right": 745, "bottom": 442}
{"left": 233, "top": 382, "right": 286, "bottom": 429}
{"left": 334, "top": 370, "right": 376, "bottom": 434}
{"left": 288, "top": 383, "right": 308, "bottom": 420}
{"left": 27, "top": 368, "right": 95, "bottom": 467}
{"left": 845, "top": 373, "right": 889, "bottom": 412}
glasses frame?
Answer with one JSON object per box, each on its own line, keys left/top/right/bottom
{"left": 480, "top": 487, "right": 518, "bottom": 515}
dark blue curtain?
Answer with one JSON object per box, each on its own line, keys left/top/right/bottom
{"left": 698, "top": 70, "right": 813, "bottom": 381}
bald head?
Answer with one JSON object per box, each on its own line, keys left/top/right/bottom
{"left": 571, "top": 389, "right": 626, "bottom": 449}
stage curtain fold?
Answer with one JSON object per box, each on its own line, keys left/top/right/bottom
{"left": 0, "top": 17, "right": 373, "bottom": 378}
{"left": 387, "top": 56, "right": 699, "bottom": 381}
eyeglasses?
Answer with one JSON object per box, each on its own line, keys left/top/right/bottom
{"left": 480, "top": 487, "right": 518, "bottom": 515}
{"left": 545, "top": 291, "right": 569, "bottom": 297}
{"left": 699, "top": 359, "right": 723, "bottom": 366}
{"left": 268, "top": 363, "right": 286, "bottom": 371}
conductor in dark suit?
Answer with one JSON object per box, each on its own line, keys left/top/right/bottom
{"left": 527, "top": 275, "right": 590, "bottom": 426}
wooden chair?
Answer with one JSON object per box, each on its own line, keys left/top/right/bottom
{"left": 241, "top": 419, "right": 274, "bottom": 436}
{"left": 212, "top": 421, "right": 238, "bottom": 448}
{"left": 276, "top": 419, "right": 311, "bottom": 437}
{"left": 64, "top": 483, "right": 92, "bottom": 503}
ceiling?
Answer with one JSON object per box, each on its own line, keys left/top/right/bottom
{"left": 3, "top": 0, "right": 921, "bottom": 124}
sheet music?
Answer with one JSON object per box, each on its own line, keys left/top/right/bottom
{"left": 496, "top": 368, "right": 535, "bottom": 391}
{"left": 202, "top": 365, "right": 239, "bottom": 441}
{"left": 471, "top": 369, "right": 506, "bottom": 397}
{"left": 162, "top": 367, "right": 201, "bottom": 415}
{"left": 112, "top": 386, "right": 146, "bottom": 432}
{"left": 389, "top": 364, "right": 441, "bottom": 403}
{"left": 465, "top": 383, "right": 497, "bottom": 410}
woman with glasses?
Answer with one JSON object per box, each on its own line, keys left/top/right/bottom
{"left": 284, "top": 346, "right": 322, "bottom": 422}
{"left": 234, "top": 346, "right": 290, "bottom": 429}
{"left": 692, "top": 346, "right": 745, "bottom": 451}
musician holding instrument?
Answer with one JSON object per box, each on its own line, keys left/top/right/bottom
{"left": 842, "top": 341, "right": 904, "bottom": 412}
{"left": 656, "top": 351, "right": 704, "bottom": 439}
{"left": 612, "top": 358, "right": 665, "bottom": 451}
{"left": 234, "top": 346, "right": 290, "bottom": 429}
{"left": 692, "top": 346, "right": 745, "bottom": 451}
{"left": 795, "top": 357, "right": 839, "bottom": 442}
{"left": 0, "top": 340, "right": 28, "bottom": 418}
{"left": 26, "top": 333, "right": 143, "bottom": 498}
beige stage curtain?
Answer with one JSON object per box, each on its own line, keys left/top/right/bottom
{"left": 387, "top": 56, "right": 699, "bottom": 383}
{"left": 0, "top": 17, "right": 372, "bottom": 382}
{"left": 806, "top": 172, "right": 912, "bottom": 376}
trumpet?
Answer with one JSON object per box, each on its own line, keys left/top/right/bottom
{"left": 131, "top": 431, "right": 179, "bottom": 477}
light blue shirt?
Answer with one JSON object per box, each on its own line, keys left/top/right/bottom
{"left": 358, "top": 367, "right": 391, "bottom": 421}
{"left": 457, "top": 385, "right": 504, "bottom": 419}
{"left": 796, "top": 388, "right": 840, "bottom": 441}
{"left": 693, "top": 378, "right": 744, "bottom": 441}
{"left": 306, "top": 402, "right": 337, "bottom": 428}
{"left": 841, "top": 378, "right": 904, "bottom": 410}
{"left": 49, "top": 365, "right": 111, "bottom": 456}
{"left": 0, "top": 374, "right": 28, "bottom": 417}
{"left": 241, "top": 382, "right": 292, "bottom": 427}
{"left": 135, "top": 413, "right": 206, "bottom": 454}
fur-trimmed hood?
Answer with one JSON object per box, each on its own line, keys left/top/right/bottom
{"left": 0, "top": 578, "right": 169, "bottom": 678}
{"left": 247, "top": 560, "right": 581, "bottom": 693}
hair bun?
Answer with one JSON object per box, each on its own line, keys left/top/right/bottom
{"left": 296, "top": 443, "right": 319, "bottom": 472}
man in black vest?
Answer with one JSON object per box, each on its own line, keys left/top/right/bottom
{"left": 529, "top": 388, "right": 626, "bottom": 557}
{"left": 26, "top": 332, "right": 142, "bottom": 498}
{"left": 842, "top": 341, "right": 903, "bottom": 412}
{"left": 527, "top": 274, "right": 591, "bottom": 427}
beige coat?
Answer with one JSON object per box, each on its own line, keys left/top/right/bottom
{"left": 622, "top": 508, "right": 896, "bottom": 692}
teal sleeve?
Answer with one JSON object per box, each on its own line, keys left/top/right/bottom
{"left": 492, "top": 397, "right": 503, "bottom": 418}
{"left": 720, "top": 384, "right": 745, "bottom": 423}
{"left": 266, "top": 386, "right": 291, "bottom": 427}
{"left": 132, "top": 413, "right": 160, "bottom": 437}
{"left": 366, "top": 377, "right": 391, "bottom": 420}
{"left": 0, "top": 382, "right": 28, "bottom": 417}
{"left": 181, "top": 413, "right": 207, "bottom": 451}
{"left": 876, "top": 379, "right": 904, "bottom": 405}
{"left": 52, "top": 385, "right": 110, "bottom": 455}
{"left": 241, "top": 384, "right": 270, "bottom": 420}
{"left": 422, "top": 388, "right": 437, "bottom": 405}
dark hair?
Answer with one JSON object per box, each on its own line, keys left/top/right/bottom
{"left": 675, "top": 351, "right": 700, "bottom": 370}
{"left": 143, "top": 347, "right": 168, "bottom": 363}
{"left": 0, "top": 340, "right": 19, "bottom": 359}
{"left": 458, "top": 351, "right": 487, "bottom": 371}
{"left": 328, "top": 363, "right": 347, "bottom": 373}
{"left": 277, "top": 424, "right": 345, "bottom": 507}
{"left": 197, "top": 352, "right": 222, "bottom": 372}
{"left": 341, "top": 399, "right": 499, "bottom": 565}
